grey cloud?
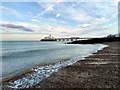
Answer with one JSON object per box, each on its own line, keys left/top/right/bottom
{"left": 0, "top": 24, "right": 34, "bottom": 32}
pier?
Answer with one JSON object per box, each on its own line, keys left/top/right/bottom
{"left": 56, "top": 37, "right": 88, "bottom": 42}
{"left": 41, "top": 35, "right": 90, "bottom": 42}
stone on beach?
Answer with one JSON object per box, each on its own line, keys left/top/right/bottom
{"left": 34, "top": 41, "right": 120, "bottom": 88}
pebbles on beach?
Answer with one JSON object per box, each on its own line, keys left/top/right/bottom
{"left": 1, "top": 42, "right": 119, "bottom": 89}
{"left": 34, "top": 42, "right": 120, "bottom": 88}
{"left": 1, "top": 44, "right": 108, "bottom": 89}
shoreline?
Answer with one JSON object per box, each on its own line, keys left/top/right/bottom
{"left": 1, "top": 43, "right": 107, "bottom": 89}
{"left": 34, "top": 41, "right": 120, "bottom": 88}
{"left": 1, "top": 57, "right": 82, "bottom": 84}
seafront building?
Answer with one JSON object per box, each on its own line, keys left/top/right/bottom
{"left": 44, "top": 35, "right": 54, "bottom": 39}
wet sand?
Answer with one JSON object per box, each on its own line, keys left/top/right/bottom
{"left": 34, "top": 41, "right": 120, "bottom": 88}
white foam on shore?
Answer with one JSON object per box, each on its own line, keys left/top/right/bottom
{"left": 2, "top": 44, "right": 108, "bottom": 89}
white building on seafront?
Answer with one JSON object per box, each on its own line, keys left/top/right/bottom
{"left": 44, "top": 35, "right": 54, "bottom": 39}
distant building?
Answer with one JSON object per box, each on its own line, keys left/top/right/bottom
{"left": 107, "top": 33, "right": 120, "bottom": 38}
{"left": 41, "top": 35, "right": 57, "bottom": 41}
{"left": 115, "top": 33, "right": 120, "bottom": 37}
{"left": 107, "top": 34, "right": 115, "bottom": 38}
{"left": 44, "top": 35, "right": 54, "bottom": 39}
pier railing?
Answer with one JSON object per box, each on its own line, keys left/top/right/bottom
{"left": 55, "top": 37, "right": 90, "bottom": 43}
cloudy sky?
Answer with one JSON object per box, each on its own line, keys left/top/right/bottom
{"left": 0, "top": 0, "right": 119, "bottom": 40}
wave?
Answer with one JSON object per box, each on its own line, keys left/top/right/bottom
{"left": 1, "top": 44, "right": 108, "bottom": 89}
{"left": 2, "top": 47, "right": 67, "bottom": 58}
{"left": 2, "top": 44, "right": 79, "bottom": 59}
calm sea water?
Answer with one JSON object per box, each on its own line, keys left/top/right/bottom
{"left": 1, "top": 41, "right": 106, "bottom": 80}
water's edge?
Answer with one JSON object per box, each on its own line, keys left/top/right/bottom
{"left": 1, "top": 44, "right": 108, "bottom": 89}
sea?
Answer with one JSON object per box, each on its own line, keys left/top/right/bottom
{"left": 1, "top": 41, "right": 108, "bottom": 88}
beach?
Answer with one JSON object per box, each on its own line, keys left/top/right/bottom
{"left": 34, "top": 41, "right": 120, "bottom": 88}
{"left": 1, "top": 1, "right": 119, "bottom": 89}
{"left": 1, "top": 41, "right": 107, "bottom": 89}
{"left": 1, "top": 41, "right": 120, "bottom": 89}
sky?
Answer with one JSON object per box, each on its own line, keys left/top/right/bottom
{"left": 0, "top": 0, "right": 119, "bottom": 40}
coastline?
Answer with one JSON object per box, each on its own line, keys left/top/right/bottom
{"left": 1, "top": 43, "right": 107, "bottom": 89}
{"left": 34, "top": 41, "right": 120, "bottom": 88}
{"left": 1, "top": 41, "right": 119, "bottom": 89}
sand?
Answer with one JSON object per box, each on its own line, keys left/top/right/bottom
{"left": 34, "top": 41, "right": 120, "bottom": 88}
